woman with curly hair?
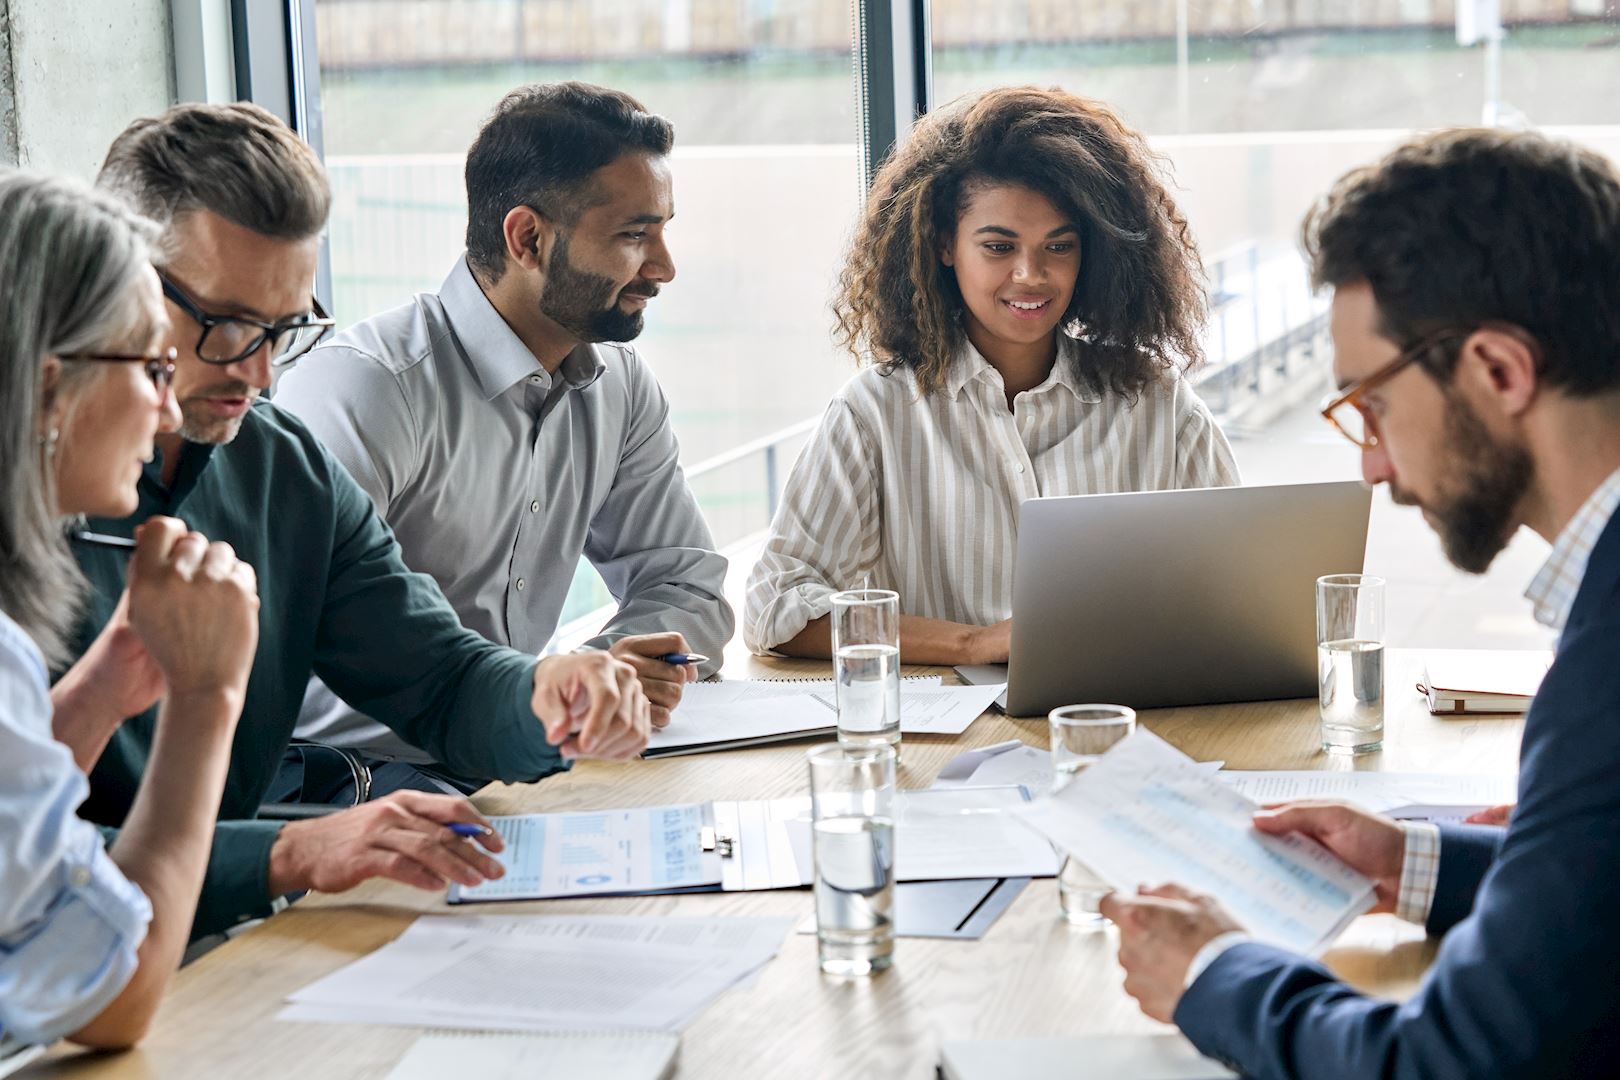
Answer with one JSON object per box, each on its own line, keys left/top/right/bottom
{"left": 744, "top": 86, "right": 1239, "bottom": 665}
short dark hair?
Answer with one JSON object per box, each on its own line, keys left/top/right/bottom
{"left": 98, "top": 102, "right": 330, "bottom": 255}
{"left": 464, "top": 81, "right": 674, "bottom": 281}
{"left": 1303, "top": 128, "right": 1620, "bottom": 396}
{"left": 834, "top": 85, "right": 1206, "bottom": 398}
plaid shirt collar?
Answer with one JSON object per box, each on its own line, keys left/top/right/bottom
{"left": 1524, "top": 466, "right": 1620, "bottom": 631}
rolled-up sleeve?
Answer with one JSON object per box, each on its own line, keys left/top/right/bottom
{"left": 743, "top": 397, "right": 882, "bottom": 654}
{"left": 0, "top": 622, "right": 151, "bottom": 1046}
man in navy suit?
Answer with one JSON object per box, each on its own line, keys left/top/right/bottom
{"left": 1099, "top": 128, "right": 1620, "bottom": 1077}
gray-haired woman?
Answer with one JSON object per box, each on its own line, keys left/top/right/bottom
{"left": 0, "top": 171, "right": 260, "bottom": 1051}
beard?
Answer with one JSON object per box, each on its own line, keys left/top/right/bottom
{"left": 178, "top": 380, "right": 259, "bottom": 445}
{"left": 539, "top": 232, "right": 656, "bottom": 344}
{"left": 1389, "top": 391, "right": 1532, "bottom": 574}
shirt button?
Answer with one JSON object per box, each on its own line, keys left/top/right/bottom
{"left": 516, "top": 578, "right": 526, "bottom": 591}
{"left": 1015, "top": 462, "right": 1027, "bottom": 474}
{"left": 528, "top": 375, "right": 543, "bottom": 385}
{"left": 71, "top": 866, "right": 92, "bottom": 888}
{"left": 529, "top": 500, "right": 540, "bottom": 513}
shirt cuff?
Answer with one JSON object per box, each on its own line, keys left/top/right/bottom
{"left": 1184, "top": 930, "right": 1250, "bottom": 990}
{"left": 1394, "top": 821, "right": 1442, "bottom": 925}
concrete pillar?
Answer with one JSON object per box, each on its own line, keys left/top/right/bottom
{"left": 0, "top": 0, "right": 173, "bottom": 177}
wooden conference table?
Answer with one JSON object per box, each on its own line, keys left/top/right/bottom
{"left": 34, "top": 648, "right": 1524, "bottom": 1080}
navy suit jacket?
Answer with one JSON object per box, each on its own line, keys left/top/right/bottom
{"left": 1176, "top": 510, "right": 1620, "bottom": 1079}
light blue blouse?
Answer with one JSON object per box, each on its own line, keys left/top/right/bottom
{"left": 0, "top": 608, "right": 151, "bottom": 1047}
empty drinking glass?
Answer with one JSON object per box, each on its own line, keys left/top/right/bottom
{"left": 1049, "top": 704, "right": 1136, "bottom": 927}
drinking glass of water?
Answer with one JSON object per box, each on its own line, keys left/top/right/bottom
{"left": 1048, "top": 704, "right": 1136, "bottom": 928}
{"left": 831, "top": 589, "right": 901, "bottom": 752}
{"left": 808, "top": 742, "right": 897, "bottom": 976}
{"left": 1316, "top": 573, "right": 1386, "bottom": 755}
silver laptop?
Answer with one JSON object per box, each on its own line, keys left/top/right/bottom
{"left": 959, "top": 482, "right": 1372, "bottom": 716}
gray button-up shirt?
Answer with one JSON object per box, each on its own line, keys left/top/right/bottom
{"left": 276, "top": 256, "right": 732, "bottom": 761}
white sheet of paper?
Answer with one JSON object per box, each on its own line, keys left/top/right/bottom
{"left": 1218, "top": 771, "right": 1516, "bottom": 814}
{"left": 933, "top": 742, "right": 1052, "bottom": 791}
{"left": 934, "top": 743, "right": 1222, "bottom": 794}
{"left": 653, "top": 678, "right": 995, "bottom": 752}
{"left": 647, "top": 696, "right": 836, "bottom": 752}
{"left": 780, "top": 785, "right": 1060, "bottom": 883}
{"left": 386, "top": 1032, "right": 679, "bottom": 1080}
{"left": 678, "top": 676, "right": 942, "bottom": 706}
{"left": 284, "top": 915, "right": 792, "bottom": 1034}
{"left": 1014, "top": 731, "right": 1375, "bottom": 955}
{"left": 450, "top": 804, "right": 719, "bottom": 902}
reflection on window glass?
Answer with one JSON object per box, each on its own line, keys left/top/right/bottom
{"left": 313, "top": 0, "right": 859, "bottom": 626}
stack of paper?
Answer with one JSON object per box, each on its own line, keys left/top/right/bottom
{"left": 646, "top": 677, "right": 1005, "bottom": 756}
{"left": 1013, "top": 731, "right": 1375, "bottom": 955}
{"left": 1218, "top": 770, "right": 1516, "bottom": 819}
{"left": 279, "top": 914, "right": 792, "bottom": 1033}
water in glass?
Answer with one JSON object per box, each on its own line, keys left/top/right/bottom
{"left": 834, "top": 643, "right": 901, "bottom": 749}
{"left": 813, "top": 814, "right": 895, "bottom": 975}
{"left": 1319, "top": 637, "right": 1384, "bottom": 753}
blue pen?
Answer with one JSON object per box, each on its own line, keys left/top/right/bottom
{"left": 656, "top": 652, "right": 709, "bottom": 666}
{"left": 447, "top": 823, "right": 490, "bottom": 838}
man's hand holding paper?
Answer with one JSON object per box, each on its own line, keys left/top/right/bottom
{"left": 1012, "top": 731, "right": 1377, "bottom": 956}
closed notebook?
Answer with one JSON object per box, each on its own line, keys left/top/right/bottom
{"left": 386, "top": 1031, "right": 677, "bottom": 1080}
{"left": 1419, "top": 649, "right": 1552, "bottom": 714}
{"left": 939, "top": 1034, "right": 1234, "bottom": 1080}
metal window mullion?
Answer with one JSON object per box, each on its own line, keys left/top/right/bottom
{"left": 853, "top": 0, "right": 932, "bottom": 190}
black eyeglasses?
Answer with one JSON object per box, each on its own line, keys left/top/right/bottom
{"left": 57, "top": 346, "right": 179, "bottom": 394}
{"left": 160, "top": 274, "right": 334, "bottom": 367}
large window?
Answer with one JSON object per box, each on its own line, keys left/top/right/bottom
{"left": 311, "top": 0, "right": 862, "bottom": 628}
{"left": 289, "top": 1, "right": 1618, "bottom": 649}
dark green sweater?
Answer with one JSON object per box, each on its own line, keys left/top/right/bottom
{"left": 70, "top": 402, "right": 563, "bottom": 938}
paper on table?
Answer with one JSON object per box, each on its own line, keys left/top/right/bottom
{"left": 1218, "top": 771, "right": 1516, "bottom": 814}
{"left": 450, "top": 804, "right": 718, "bottom": 902}
{"left": 284, "top": 915, "right": 792, "bottom": 1034}
{"left": 646, "top": 696, "right": 836, "bottom": 754}
{"left": 387, "top": 1032, "right": 679, "bottom": 1080}
{"left": 933, "top": 743, "right": 1222, "bottom": 793}
{"left": 651, "top": 681, "right": 1001, "bottom": 754}
{"left": 1014, "top": 731, "right": 1375, "bottom": 955}
{"left": 782, "top": 785, "right": 1061, "bottom": 882}
{"left": 933, "top": 741, "right": 1051, "bottom": 791}
{"left": 680, "top": 676, "right": 941, "bottom": 705}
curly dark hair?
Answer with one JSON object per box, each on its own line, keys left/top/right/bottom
{"left": 1303, "top": 127, "right": 1620, "bottom": 396}
{"left": 833, "top": 86, "right": 1206, "bottom": 398}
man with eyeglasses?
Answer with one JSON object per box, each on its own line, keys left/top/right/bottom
{"left": 1098, "top": 129, "right": 1620, "bottom": 1076}
{"left": 49, "top": 102, "right": 652, "bottom": 942}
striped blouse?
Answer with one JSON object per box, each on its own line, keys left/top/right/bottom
{"left": 743, "top": 337, "right": 1241, "bottom": 653}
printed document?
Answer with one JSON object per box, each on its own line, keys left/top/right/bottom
{"left": 282, "top": 914, "right": 792, "bottom": 1033}
{"left": 1218, "top": 771, "right": 1515, "bottom": 814}
{"left": 449, "top": 803, "right": 719, "bottom": 902}
{"left": 649, "top": 680, "right": 1003, "bottom": 755}
{"left": 1014, "top": 731, "right": 1375, "bottom": 955}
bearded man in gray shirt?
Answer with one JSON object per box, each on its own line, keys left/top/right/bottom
{"left": 275, "top": 82, "right": 733, "bottom": 793}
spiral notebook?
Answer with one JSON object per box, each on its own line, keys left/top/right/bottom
{"left": 387, "top": 1031, "right": 678, "bottom": 1079}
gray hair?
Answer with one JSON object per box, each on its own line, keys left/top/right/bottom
{"left": 0, "top": 170, "right": 162, "bottom": 666}
{"left": 97, "top": 101, "right": 330, "bottom": 258}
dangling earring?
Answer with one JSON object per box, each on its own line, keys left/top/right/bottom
{"left": 41, "top": 426, "right": 59, "bottom": 459}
